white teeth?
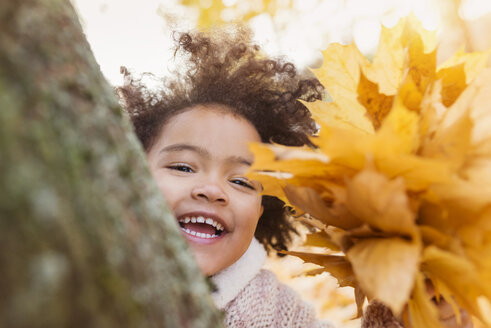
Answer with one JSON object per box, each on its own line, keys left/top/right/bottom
{"left": 178, "top": 216, "right": 225, "bottom": 232}
{"left": 180, "top": 227, "right": 219, "bottom": 239}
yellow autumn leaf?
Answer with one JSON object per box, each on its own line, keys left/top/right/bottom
{"left": 421, "top": 246, "right": 487, "bottom": 321}
{"left": 430, "top": 176, "right": 491, "bottom": 216}
{"left": 346, "top": 167, "right": 418, "bottom": 237}
{"left": 401, "top": 13, "right": 437, "bottom": 53}
{"left": 408, "top": 272, "right": 443, "bottom": 328}
{"left": 419, "top": 225, "right": 452, "bottom": 249}
{"left": 354, "top": 287, "right": 366, "bottom": 319}
{"left": 247, "top": 171, "right": 289, "bottom": 204}
{"left": 347, "top": 238, "right": 421, "bottom": 315}
{"left": 478, "top": 297, "right": 491, "bottom": 327}
{"left": 406, "top": 33, "right": 437, "bottom": 100}
{"left": 261, "top": 143, "right": 329, "bottom": 162}
{"left": 456, "top": 210, "right": 491, "bottom": 299}
{"left": 419, "top": 80, "right": 446, "bottom": 143}
{"left": 303, "top": 267, "right": 331, "bottom": 277}
{"left": 323, "top": 225, "right": 353, "bottom": 253}
{"left": 419, "top": 82, "right": 473, "bottom": 170}
{"left": 364, "top": 14, "right": 436, "bottom": 96}
{"left": 312, "top": 43, "right": 369, "bottom": 96}
{"left": 374, "top": 153, "right": 451, "bottom": 191}
{"left": 417, "top": 196, "right": 481, "bottom": 239}
{"left": 458, "top": 207, "right": 491, "bottom": 248}
{"left": 384, "top": 25, "right": 436, "bottom": 112}
{"left": 461, "top": 69, "right": 491, "bottom": 145}
{"left": 311, "top": 105, "right": 451, "bottom": 192}
{"left": 248, "top": 14, "right": 491, "bottom": 324}
{"left": 363, "top": 20, "right": 405, "bottom": 95}
{"left": 438, "top": 47, "right": 491, "bottom": 84}
{"left": 283, "top": 184, "right": 361, "bottom": 230}
{"left": 434, "top": 37, "right": 489, "bottom": 108}
{"left": 374, "top": 99, "right": 420, "bottom": 155}
{"left": 356, "top": 69, "right": 394, "bottom": 129}
{"left": 282, "top": 251, "right": 356, "bottom": 288}
{"left": 466, "top": 243, "right": 491, "bottom": 299}
{"left": 313, "top": 122, "right": 372, "bottom": 170}
{"left": 248, "top": 142, "right": 340, "bottom": 180}
{"left": 304, "top": 231, "right": 341, "bottom": 251}
{"left": 309, "top": 43, "right": 374, "bottom": 133}
{"left": 396, "top": 73, "right": 424, "bottom": 112}
{"left": 431, "top": 278, "right": 464, "bottom": 325}
{"left": 436, "top": 63, "right": 468, "bottom": 107}
{"left": 303, "top": 100, "right": 373, "bottom": 134}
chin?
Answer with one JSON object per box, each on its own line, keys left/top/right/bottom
{"left": 197, "top": 260, "right": 222, "bottom": 276}
{"left": 191, "top": 243, "right": 247, "bottom": 276}
{"left": 193, "top": 250, "right": 224, "bottom": 276}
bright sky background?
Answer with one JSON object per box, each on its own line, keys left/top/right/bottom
{"left": 71, "top": 0, "right": 491, "bottom": 86}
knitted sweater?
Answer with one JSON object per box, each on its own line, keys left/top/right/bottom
{"left": 211, "top": 238, "right": 403, "bottom": 328}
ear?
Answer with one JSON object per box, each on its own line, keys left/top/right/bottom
{"left": 259, "top": 205, "right": 264, "bottom": 217}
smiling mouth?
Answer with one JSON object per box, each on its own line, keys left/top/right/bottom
{"left": 178, "top": 215, "right": 225, "bottom": 239}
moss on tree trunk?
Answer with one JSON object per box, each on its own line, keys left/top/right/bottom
{"left": 0, "top": 0, "right": 224, "bottom": 327}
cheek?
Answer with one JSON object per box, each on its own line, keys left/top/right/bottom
{"left": 236, "top": 194, "right": 263, "bottom": 229}
{"left": 152, "top": 174, "right": 187, "bottom": 211}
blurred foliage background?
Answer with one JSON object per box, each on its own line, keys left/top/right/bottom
{"left": 72, "top": 1, "right": 491, "bottom": 327}
{"left": 73, "top": 0, "right": 490, "bottom": 85}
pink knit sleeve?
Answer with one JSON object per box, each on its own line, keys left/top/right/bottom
{"left": 224, "top": 269, "right": 335, "bottom": 328}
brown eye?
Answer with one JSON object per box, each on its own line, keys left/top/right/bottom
{"left": 230, "top": 178, "right": 255, "bottom": 190}
{"left": 167, "top": 164, "right": 194, "bottom": 173}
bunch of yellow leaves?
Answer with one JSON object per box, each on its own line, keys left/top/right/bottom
{"left": 248, "top": 15, "right": 491, "bottom": 327}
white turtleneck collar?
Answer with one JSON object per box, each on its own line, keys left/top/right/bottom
{"left": 210, "top": 238, "right": 267, "bottom": 309}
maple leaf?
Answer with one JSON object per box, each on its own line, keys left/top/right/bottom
{"left": 364, "top": 13, "right": 436, "bottom": 96}
{"left": 283, "top": 184, "right": 361, "bottom": 230}
{"left": 436, "top": 48, "right": 490, "bottom": 107}
{"left": 345, "top": 166, "right": 418, "bottom": 238}
{"left": 281, "top": 250, "right": 356, "bottom": 288}
{"left": 248, "top": 15, "right": 491, "bottom": 327}
{"left": 311, "top": 43, "right": 374, "bottom": 133}
{"left": 347, "top": 237, "right": 421, "bottom": 316}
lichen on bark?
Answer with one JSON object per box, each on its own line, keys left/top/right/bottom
{"left": 0, "top": 1, "right": 224, "bottom": 327}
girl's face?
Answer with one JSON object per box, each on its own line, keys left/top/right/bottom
{"left": 146, "top": 105, "right": 264, "bottom": 276}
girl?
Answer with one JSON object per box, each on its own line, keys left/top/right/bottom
{"left": 118, "top": 29, "right": 471, "bottom": 328}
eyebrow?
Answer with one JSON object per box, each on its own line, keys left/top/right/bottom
{"left": 159, "top": 143, "right": 209, "bottom": 157}
{"left": 159, "top": 143, "right": 253, "bottom": 166}
{"left": 227, "top": 156, "right": 252, "bottom": 166}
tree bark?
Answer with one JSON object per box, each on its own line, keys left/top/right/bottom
{"left": 0, "top": 0, "right": 224, "bottom": 327}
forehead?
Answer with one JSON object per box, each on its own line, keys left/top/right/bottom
{"left": 153, "top": 104, "right": 261, "bottom": 157}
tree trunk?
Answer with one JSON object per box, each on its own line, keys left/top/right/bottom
{"left": 0, "top": 1, "right": 224, "bottom": 327}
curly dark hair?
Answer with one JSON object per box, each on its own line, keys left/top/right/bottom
{"left": 118, "top": 27, "right": 323, "bottom": 254}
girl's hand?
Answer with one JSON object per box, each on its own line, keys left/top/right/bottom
{"left": 433, "top": 298, "right": 473, "bottom": 328}
{"left": 426, "top": 282, "right": 473, "bottom": 328}
{"left": 362, "top": 287, "right": 474, "bottom": 328}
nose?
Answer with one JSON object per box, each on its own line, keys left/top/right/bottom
{"left": 191, "top": 181, "right": 229, "bottom": 205}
